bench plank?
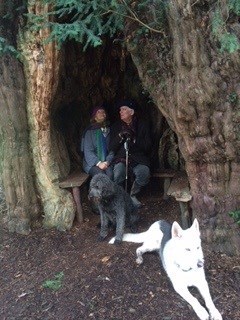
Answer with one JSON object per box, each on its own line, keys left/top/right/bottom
{"left": 167, "top": 172, "right": 191, "bottom": 202}
{"left": 152, "top": 170, "right": 176, "bottom": 178}
{"left": 167, "top": 172, "right": 192, "bottom": 229}
{"left": 152, "top": 170, "right": 177, "bottom": 199}
{"left": 59, "top": 171, "right": 89, "bottom": 223}
{"left": 59, "top": 171, "right": 89, "bottom": 188}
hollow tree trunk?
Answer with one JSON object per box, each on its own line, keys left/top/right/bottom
{"left": 0, "top": 55, "right": 40, "bottom": 234}
{"left": 0, "top": 2, "right": 39, "bottom": 234}
{"left": 127, "top": 0, "right": 240, "bottom": 254}
{"left": 19, "top": 2, "right": 76, "bottom": 230}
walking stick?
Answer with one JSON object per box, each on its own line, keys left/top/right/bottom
{"left": 124, "top": 138, "right": 130, "bottom": 192}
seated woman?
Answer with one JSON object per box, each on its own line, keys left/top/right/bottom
{"left": 81, "top": 106, "right": 113, "bottom": 179}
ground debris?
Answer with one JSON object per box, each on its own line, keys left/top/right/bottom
{"left": 0, "top": 192, "right": 239, "bottom": 320}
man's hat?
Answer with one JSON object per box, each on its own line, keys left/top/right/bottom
{"left": 115, "top": 99, "right": 137, "bottom": 111}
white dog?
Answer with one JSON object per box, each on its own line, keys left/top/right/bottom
{"left": 109, "top": 219, "right": 222, "bottom": 320}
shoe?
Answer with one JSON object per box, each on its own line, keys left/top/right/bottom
{"left": 130, "top": 181, "right": 142, "bottom": 208}
{"left": 131, "top": 195, "right": 142, "bottom": 208}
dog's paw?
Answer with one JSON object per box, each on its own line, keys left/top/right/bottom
{"left": 136, "top": 257, "right": 143, "bottom": 265}
{"left": 195, "top": 306, "right": 210, "bottom": 320}
{"left": 114, "top": 239, "right": 122, "bottom": 245}
{"left": 136, "top": 248, "right": 143, "bottom": 264}
{"left": 108, "top": 237, "right": 115, "bottom": 244}
{"left": 209, "top": 308, "right": 222, "bottom": 320}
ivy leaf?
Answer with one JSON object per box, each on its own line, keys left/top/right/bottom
{"left": 42, "top": 272, "right": 64, "bottom": 291}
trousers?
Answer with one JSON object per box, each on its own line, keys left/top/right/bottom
{"left": 113, "top": 162, "right": 150, "bottom": 187}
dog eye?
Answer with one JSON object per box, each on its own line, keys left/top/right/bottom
{"left": 185, "top": 248, "right": 191, "bottom": 251}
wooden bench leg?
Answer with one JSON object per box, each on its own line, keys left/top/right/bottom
{"left": 179, "top": 202, "right": 190, "bottom": 229}
{"left": 72, "top": 186, "right": 83, "bottom": 223}
{"left": 163, "top": 178, "right": 171, "bottom": 200}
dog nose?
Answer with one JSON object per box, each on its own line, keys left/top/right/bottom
{"left": 88, "top": 191, "right": 93, "bottom": 199}
{"left": 197, "top": 260, "right": 204, "bottom": 268}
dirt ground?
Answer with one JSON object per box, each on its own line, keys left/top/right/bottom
{"left": 0, "top": 181, "right": 240, "bottom": 320}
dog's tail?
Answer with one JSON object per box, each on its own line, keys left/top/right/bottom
{"left": 109, "top": 231, "right": 148, "bottom": 244}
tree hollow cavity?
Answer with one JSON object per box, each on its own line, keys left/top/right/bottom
{"left": 53, "top": 39, "right": 183, "bottom": 173}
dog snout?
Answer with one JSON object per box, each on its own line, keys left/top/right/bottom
{"left": 197, "top": 259, "right": 204, "bottom": 268}
{"left": 88, "top": 187, "right": 101, "bottom": 200}
{"left": 88, "top": 188, "right": 96, "bottom": 200}
{"left": 88, "top": 189, "right": 93, "bottom": 199}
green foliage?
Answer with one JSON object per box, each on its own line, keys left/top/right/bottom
{"left": 27, "top": 0, "right": 166, "bottom": 50}
{"left": 228, "top": 0, "right": 240, "bottom": 15}
{"left": 1, "top": 1, "right": 26, "bottom": 21}
{"left": 211, "top": 9, "right": 224, "bottom": 35}
{"left": 211, "top": 3, "right": 240, "bottom": 53}
{"left": 0, "top": 37, "right": 20, "bottom": 58}
{"left": 27, "top": 0, "right": 126, "bottom": 50}
{"left": 219, "top": 33, "right": 240, "bottom": 53}
{"left": 0, "top": 0, "right": 166, "bottom": 53}
{"left": 229, "top": 210, "right": 240, "bottom": 225}
{"left": 0, "top": 1, "right": 26, "bottom": 58}
{"left": 42, "top": 272, "right": 64, "bottom": 291}
{"left": 228, "top": 92, "right": 238, "bottom": 104}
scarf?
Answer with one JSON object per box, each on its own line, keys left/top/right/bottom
{"left": 96, "top": 127, "right": 109, "bottom": 161}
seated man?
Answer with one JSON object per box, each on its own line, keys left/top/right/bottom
{"left": 109, "top": 99, "right": 151, "bottom": 207}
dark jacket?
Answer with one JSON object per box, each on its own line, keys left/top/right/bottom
{"left": 109, "top": 118, "right": 151, "bottom": 167}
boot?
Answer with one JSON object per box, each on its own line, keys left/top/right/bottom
{"left": 130, "top": 181, "right": 142, "bottom": 208}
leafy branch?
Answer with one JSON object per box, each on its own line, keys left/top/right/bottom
{"left": 27, "top": 0, "right": 166, "bottom": 50}
{"left": 211, "top": 0, "right": 240, "bottom": 53}
{"left": 0, "top": 37, "right": 20, "bottom": 58}
{"left": 117, "top": 0, "right": 164, "bottom": 34}
{"left": 229, "top": 210, "right": 240, "bottom": 225}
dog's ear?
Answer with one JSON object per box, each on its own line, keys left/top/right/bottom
{"left": 191, "top": 219, "right": 200, "bottom": 238}
{"left": 102, "top": 180, "right": 116, "bottom": 198}
{"left": 191, "top": 218, "right": 199, "bottom": 232}
{"left": 171, "top": 221, "right": 183, "bottom": 238}
{"left": 103, "top": 187, "right": 115, "bottom": 198}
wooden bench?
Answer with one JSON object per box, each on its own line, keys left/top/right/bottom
{"left": 59, "top": 169, "right": 192, "bottom": 229}
{"left": 59, "top": 171, "right": 89, "bottom": 223}
{"left": 152, "top": 170, "right": 176, "bottom": 199}
{"left": 167, "top": 171, "right": 192, "bottom": 229}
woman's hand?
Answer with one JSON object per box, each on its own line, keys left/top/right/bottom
{"left": 97, "top": 161, "right": 109, "bottom": 170}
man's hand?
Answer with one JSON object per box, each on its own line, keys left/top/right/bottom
{"left": 119, "top": 130, "right": 134, "bottom": 143}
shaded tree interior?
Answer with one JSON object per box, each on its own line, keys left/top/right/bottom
{"left": 52, "top": 39, "right": 183, "bottom": 173}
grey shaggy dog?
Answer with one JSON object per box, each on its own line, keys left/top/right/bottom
{"left": 89, "top": 173, "right": 139, "bottom": 244}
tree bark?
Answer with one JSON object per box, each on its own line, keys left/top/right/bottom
{"left": 0, "top": 2, "right": 40, "bottom": 234}
{"left": 20, "top": 2, "right": 76, "bottom": 230}
{"left": 127, "top": 0, "right": 240, "bottom": 254}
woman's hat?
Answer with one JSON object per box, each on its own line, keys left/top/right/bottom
{"left": 91, "top": 106, "right": 106, "bottom": 118}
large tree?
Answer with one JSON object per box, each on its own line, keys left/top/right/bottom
{"left": 0, "top": 0, "right": 239, "bottom": 254}
{"left": 127, "top": 0, "right": 240, "bottom": 254}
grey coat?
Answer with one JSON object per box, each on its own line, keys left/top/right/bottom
{"left": 81, "top": 127, "right": 114, "bottom": 174}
